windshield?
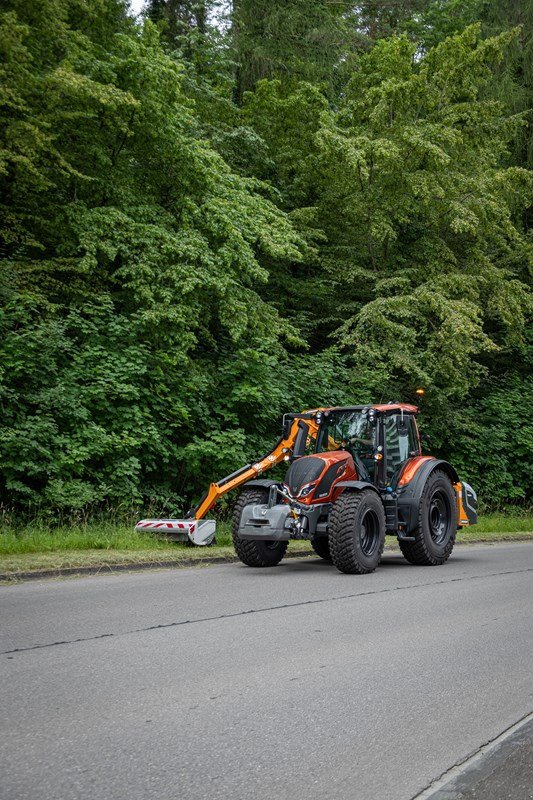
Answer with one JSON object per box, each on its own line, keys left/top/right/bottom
{"left": 315, "top": 411, "right": 376, "bottom": 457}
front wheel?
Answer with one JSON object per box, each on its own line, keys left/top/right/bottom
{"left": 329, "top": 490, "right": 386, "bottom": 575}
{"left": 399, "top": 470, "right": 457, "bottom": 566}
{"left": 232, "top": 488, "right": 288, "bottom": 567}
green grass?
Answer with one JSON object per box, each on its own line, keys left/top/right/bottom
{"left": 0, "top": 522, "right": 171, "bottom": 555}
{"left": 0, "top": 513, "right": 531, "bottom": 577}
{"left": 468, "top": 512, "right": 533, "bottom": 534}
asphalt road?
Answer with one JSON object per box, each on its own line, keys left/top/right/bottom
{"left": 1, "top": 542, "right": 532, "bottom": 800}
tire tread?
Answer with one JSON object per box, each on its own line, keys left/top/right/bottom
{"left": 329, "top": 490, "right": 385, "bottom": 574}
{"left": 398, "top": 470, "right": 456, "bottom": 566}
{"left": 311, "top": 536, "right": 331, "bottom": 561}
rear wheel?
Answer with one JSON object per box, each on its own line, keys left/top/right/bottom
{"left": 399, "top": 470, "right": 457, "bottom": 566}
{"left": 232, "top": 488, "right": 288, "bottom": 567}
{"left": 311, "top": 535, "right": 331, "bottom": 561}
{"left": 329, "top": 490, "right": 386, "bottom": 575}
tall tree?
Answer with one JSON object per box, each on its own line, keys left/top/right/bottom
{"left": 231, "top": 0, "right": 360, "bottom": 101}
{"left": 0, "top": 0, "right": 308, "bottom": 511}
{"left": 144, "top": 0, "right": 207, "bottom": 47}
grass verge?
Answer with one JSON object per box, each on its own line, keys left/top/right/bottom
{"left": 0, "top": 513, "right": 531, "bottom": 577}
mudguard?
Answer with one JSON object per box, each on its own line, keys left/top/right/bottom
{"left": 335, "top": 480, "right": 380, "bottom": 494}
{"left": 402, "top": 459, "right": 459, "bottom": 495}
{"left": 243, "top": 479, "right": 279, "bottom": 490}
{"left": 397, "top": 459, "right": 460, "bottom": 533}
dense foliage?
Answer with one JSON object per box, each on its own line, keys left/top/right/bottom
{"left": 0, "top": 0, "right": 531, "bottom": 515}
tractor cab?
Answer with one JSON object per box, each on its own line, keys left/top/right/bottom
{"left": 293, "top": 404, "right": 421, "bottom": 491}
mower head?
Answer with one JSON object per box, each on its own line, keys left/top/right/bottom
{"left": 135, "top": 518, "right": 216, "bottom": 546}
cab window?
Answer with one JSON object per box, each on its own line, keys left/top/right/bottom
{"left": 315, "top": 410, "right": 377, "bottom": 482}
{"left": 384, "top": 414, "right": 420, "bottom": 483}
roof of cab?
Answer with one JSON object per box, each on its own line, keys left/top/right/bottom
{"left": 371, "top": 403, "right": 419, "bottom": 414}
{"left": 296, "top": 403, "right": 420, "bottom": 418}
{"left": 323, "top": 404, "right": 419, "bottom": 414}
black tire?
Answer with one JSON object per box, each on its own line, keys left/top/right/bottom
{"left": 399, "top": 469, "right": 457, "bottom": 566}
{"left": 329, "top": 490, "right": 386, "bottom": 575}
{"left": 232, "top": 488, "right": 288, "bottom": 567}
{"left": 311, "top": 535, "right": 331, "bottom": 561}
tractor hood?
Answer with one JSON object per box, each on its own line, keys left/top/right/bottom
{"left": 283, "top": 451, "right": 356, "bottom": 503}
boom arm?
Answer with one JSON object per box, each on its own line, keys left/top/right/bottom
{"left": 191, "top": 416, "right": 320, "bottom": 520}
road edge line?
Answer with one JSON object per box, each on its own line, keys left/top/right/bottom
{"left": 410, "top": 709, "right": 533, "bottom": 799}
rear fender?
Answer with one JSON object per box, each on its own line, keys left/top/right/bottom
{"left": 397, "top": 459, "right": 461, "bottom": 533}
{"left": 404, "top": 459, "right": 460, "bottom": 494}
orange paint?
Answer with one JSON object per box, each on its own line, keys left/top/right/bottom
{"left": 397, "top": 456, "right": 436, "bottom": 487}
{"left": 454, "top": 482, "right": 470, "bottom": 527}
{"left": 194, "top": 415, "right": 321, "bottom": 519}
{"left": 194, "top": 403, "right": 422, "bottom": 519}
{"left": 296, "top": 450, "right": 357, "bottom": 506}
{"left": 372, "top": 403, "right": 419, "bottom": 414}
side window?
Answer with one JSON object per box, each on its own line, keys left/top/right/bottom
{"left": 385, "top": 416, "right": 401, "bottom": 481}
{"left": 385, "top": 415, "right": 418, "bottom": 482}
{"left": 408, "top": 418, "right": 420, "bottom": 456}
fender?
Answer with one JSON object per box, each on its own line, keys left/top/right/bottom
{"left": 243, "top": 478, "right": 279, "bottom": 490}
{"left": 335, "top": 480, "right": 380, "bottom": 495}
{"left": 400, "top": 458, "right": 459, "bottom": 497}
{"left": 397, "top": 459, "right": 460, "bottom": 533}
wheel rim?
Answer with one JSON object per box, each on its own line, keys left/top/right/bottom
{"left": 428, "top": 490, "right": 451, "bottom": 545}
{"left": 360, "top": 509, "right": 380, "bottom": 556}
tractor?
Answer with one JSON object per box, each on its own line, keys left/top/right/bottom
{"left": 136, "top": 403, "right": 477, "bottom": 574}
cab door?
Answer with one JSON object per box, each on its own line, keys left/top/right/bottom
{"left": 384, "top": 414, "right": 421, "bottom": 486}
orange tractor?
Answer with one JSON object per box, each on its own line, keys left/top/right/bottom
{"left": 136, "top": 403, "right": 477, "bottom": 574}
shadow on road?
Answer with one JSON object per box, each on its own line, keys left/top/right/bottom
{"left": 244, "top": 552, "right": 476, "bottom": 575}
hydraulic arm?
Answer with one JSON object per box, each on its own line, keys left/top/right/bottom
{"left": 136, "top": 413, "right": 320, "bottom": 545}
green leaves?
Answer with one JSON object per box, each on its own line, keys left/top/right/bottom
{"left": 315, "top": 27, "right": 530, "bottom": 396}
{"left": 0, "top": 1, "right": 530, "bottom": 514}
{"left": 0, "top": 1, "right": 306, "bottom": 511}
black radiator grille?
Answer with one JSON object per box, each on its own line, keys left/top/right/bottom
{"left": 284, "top": 457, "right": 324, "bottom": 495}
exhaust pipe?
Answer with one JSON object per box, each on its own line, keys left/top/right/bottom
{"left": 135, "top": 519, "right": 216, "bottom": 546}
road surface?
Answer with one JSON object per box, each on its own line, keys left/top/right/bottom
{"left": 1, "top": 542, "right": 532, "bottom": 800}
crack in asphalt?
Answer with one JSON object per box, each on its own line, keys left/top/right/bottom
{"left": 3, "top": 566, "right": 532, "bottom": 656}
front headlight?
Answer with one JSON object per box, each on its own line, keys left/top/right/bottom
{"left": 298, "top": 483, "right": 316, "bottom": 498}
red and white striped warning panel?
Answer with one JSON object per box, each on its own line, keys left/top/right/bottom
{"left": 135, "top": 519, "right": 216, "bottom": 546}
{"left": 135, "top": 519, "right": 197, "bottom": 533}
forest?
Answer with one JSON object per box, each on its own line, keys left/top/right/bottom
{"left": 0, "top": 0, "right": 531, "bottom": 519}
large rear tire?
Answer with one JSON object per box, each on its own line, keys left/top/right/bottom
{"left": 311, "top": 535, "right": 331, "bottom": 561}
{"left": 399, "top": 469, "right": 457, "bottom": 566}
{"left": 329, "top": 490, "right": 386, "bottom": 575}
{"left": 232, "top": 488, "right": 288, "bottom": 567}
